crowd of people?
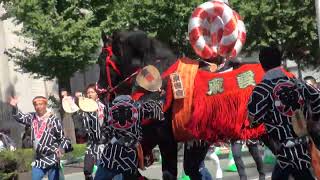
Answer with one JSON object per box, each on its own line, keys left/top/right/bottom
{"left": 3, "top": 45, "right": 320, "bottom": 180}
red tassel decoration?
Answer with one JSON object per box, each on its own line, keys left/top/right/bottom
{"left": 187, "top": 64, "right": 266, "bottom": 142}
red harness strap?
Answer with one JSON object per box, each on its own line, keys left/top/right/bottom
{"left": 102, "top": 46, "right": 121, "bottom": 90}
{"left": 99, "top": 46, "right": 122, "bottom": 101}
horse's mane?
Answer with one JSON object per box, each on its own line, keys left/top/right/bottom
{"left": 111, "top": 30, "right": 177, "bottom": 75}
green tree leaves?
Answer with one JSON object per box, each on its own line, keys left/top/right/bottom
{"left": 1, "top": 0, "right": 319, "bottom": 85}
{"left": 1, "top": 0, "right": 100, "bottom": 89}
{"left": 233, "top": 0, "right": 319, "bottom": 67}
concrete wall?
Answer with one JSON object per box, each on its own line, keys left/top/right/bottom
{"left": 70, "top": 64, "right": 100, "bottom": 95}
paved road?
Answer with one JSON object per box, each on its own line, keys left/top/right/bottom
{"left": 58, "top": 155, "right": 274, "bottom": 180}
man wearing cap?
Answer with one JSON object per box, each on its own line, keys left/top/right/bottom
{"left": 9, "top": 96, "right": 73, "bottom": 180}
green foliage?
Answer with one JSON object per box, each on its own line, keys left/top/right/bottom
{"left": 63, "top": 143, "right": 87, "bottom": 162}
{"left": 80, "top": 0, "right": 320, "bottom": 66}
{"left": 1, "top": 0, "right": 319, "bottom": 77}
{"left": 0, "top": 144, "right": 86, "bottom": 177}
{"left": 76, "top": 0, "right": 205, "bottom": 56}
{"left": 232, "top": 0, "right": 320, "bottom": 67}
{"left": 48, "top": 95, "right": 60, "bottom": 109}
{"left": 0, "top": 148, "right": 33, "bottom": 176}
{"left": 0, "top": 150, "right": 17, "bottom": 173}
{"left": 0, "top": 172, "right": 18, "bottom": 180}
{"left": 1, "top": 0, "right": 101, "bottom": 87}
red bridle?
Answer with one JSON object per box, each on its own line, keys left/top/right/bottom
{"left": 96, "top": 45, "right": 120, "bottom": 99}
{"left": 96, "top": 45, "right": 140, "bottom": 101}
{"left": 102, "top": 45, "right": 121, "bottom": 89}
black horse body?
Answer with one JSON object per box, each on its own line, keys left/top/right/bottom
{"left": 98, "top": 30, "right": 182, "bottom": 179}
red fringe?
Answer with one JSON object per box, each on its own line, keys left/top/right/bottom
{"left": 187, "top": 64, "right": 266, "bottom": 142}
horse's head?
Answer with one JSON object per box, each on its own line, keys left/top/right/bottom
{"left": 97, "top": 31, "right": 130, "bottom": 103}
{"left": 111, "top": 30, "right": 152, "bottom": 76}
{"left": 97, "top": 30, "right": 177, "bottom": 102}
{"left": 111, "top": 30, "right": 177, "bottom": 74}
{"left": 97, "top": 31, "right": 112, "bottom": 88}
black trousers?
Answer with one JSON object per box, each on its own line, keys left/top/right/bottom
{"left": 183, "top": 142, "right": 210, "bottom": 180}
{"left": 84, "top": 153, "right": 95, "bottom": 180}
{"left": 271, "top": 163, "right": 315, "bottom": 180}
{"left": 231, "top": 141, "right": 265, "bottom": 180}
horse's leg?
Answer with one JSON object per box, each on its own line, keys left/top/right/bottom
{"left": 140, "top": 125, "right": 158, "bottom": 166}
{"left": 183, "top": 141, "right": 210, "bottom": 180}
{"left": 140, "top": 121, "right": 177, "bottom": 180}
{"left": 158, "top": 121, "right": 178, "bottom": 180}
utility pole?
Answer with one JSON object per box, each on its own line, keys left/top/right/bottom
{"left": 316, "top": 0, "right": 320, "bottom": 46}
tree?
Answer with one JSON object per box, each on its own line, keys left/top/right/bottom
{"left": 316, "top": 0, "right": 320, "bottom": 46}
{"left": 1, "top": 0, "right": 101, "bottom": 91}
{"left": 89, "top": 0, "right": 320, "bottom": 69}
{"left": 81, "top": 0, "right": 204, "bottom": 57}
{"left": 231, "top": 0, "right": 320, "bottom": 72}
{"left": 2, "top": 0, "right": 319, "bottom": 83}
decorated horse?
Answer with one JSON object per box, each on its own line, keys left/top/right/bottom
{"left": 96, "top": 1, "right": 267, "bottom": 179}
{"left": 97, "top": 30, "right": 180, "bottom": 179}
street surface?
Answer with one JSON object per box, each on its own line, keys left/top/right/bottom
{"left": 56, "top": 153, "right": 274, "bottom": 180}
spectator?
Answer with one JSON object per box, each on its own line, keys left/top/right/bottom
{"left": 0, "top": 131, "right": 16, "bottom": 151}
{"left": 60, "top": 88, "right": 69, "bottom": 99}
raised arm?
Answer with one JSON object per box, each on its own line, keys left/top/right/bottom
{"left": 9, "top": 97, "right": 33, "bottom": 126}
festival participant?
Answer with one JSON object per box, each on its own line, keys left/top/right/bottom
{"left": 303, "top": 75, "right": 320, "bottom": 178}
{"left": 131, "top": 65, "right": 177, "bottom": 180}
{"left": 94, "top": 67, "right": 165, "bottom": 180}
{"left": 79, "top": 84, "right": 107, "bottom": 180}
{"left": 0, "top": 131, "right": 15, "bottom": 152}
{"left": 22, "top": 125, "right": 32, "bottom": 148}
{"left": 9, "top": 96, "right": 73, "bottom": 180}
{"left": 248, "top": 46, "right": 320, "bottom": 180}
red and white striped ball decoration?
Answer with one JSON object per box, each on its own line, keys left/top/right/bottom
{"left": 188, "top": 0, "right": 246, "bottom": 60}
